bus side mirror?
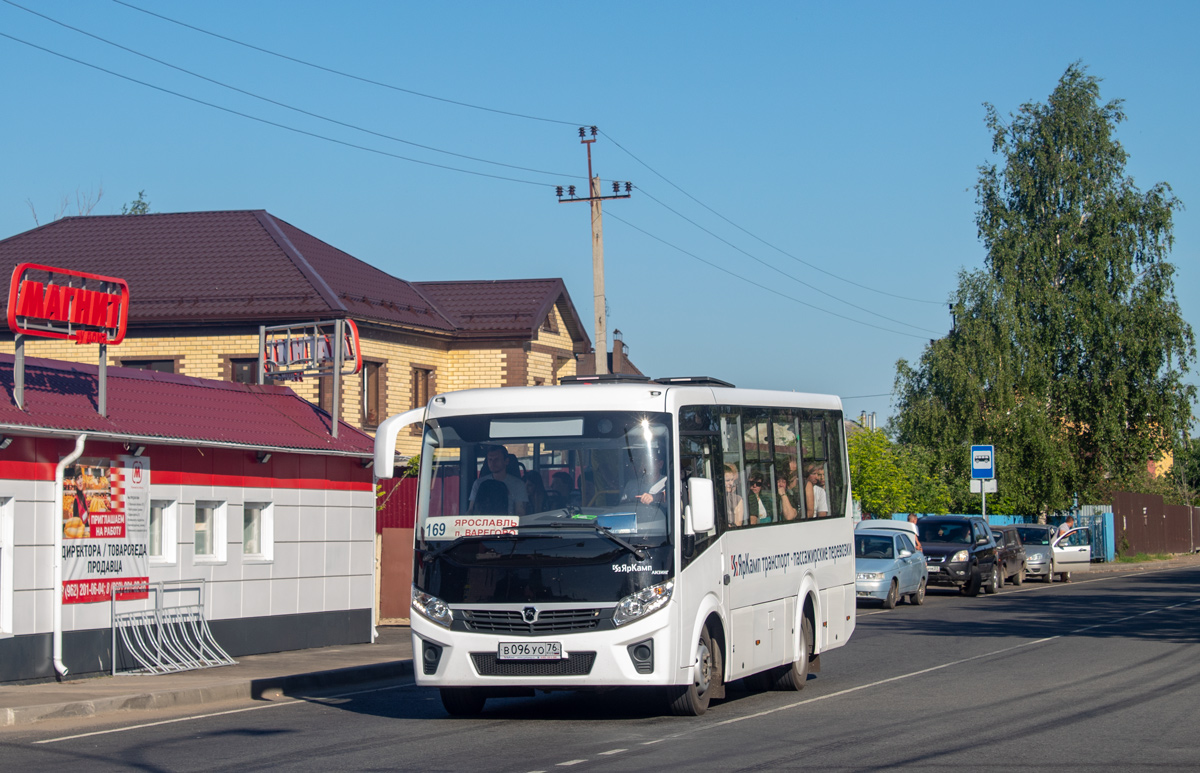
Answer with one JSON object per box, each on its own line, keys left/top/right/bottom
{"left": 686, "top": 477, "right": 715, "bottom": 534}
{"left": 373, "top": 407, "right": 426, "bottom": 471}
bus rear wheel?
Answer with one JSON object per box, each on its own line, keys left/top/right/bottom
{"left": 667, "top": 626, "right": 716, "bottom": 716}
{"left": 440, "top": 687, "right": 486, "bottom": 717}
{"left": 771, "top": 615, "right": 813, "bottom": 691}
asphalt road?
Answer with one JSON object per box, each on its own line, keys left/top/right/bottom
{"left": 4, "top": 565, "right": 1199, "bottom": 772}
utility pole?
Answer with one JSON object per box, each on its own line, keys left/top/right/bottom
{"left": 557, "top": 127, "right": 631, "bottom": 375}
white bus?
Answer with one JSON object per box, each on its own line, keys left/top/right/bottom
{"left": 374, "top": 375, "right": 856, "bottom": 716}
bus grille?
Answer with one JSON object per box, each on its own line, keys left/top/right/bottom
{"left": 460, "top": 608, "right": 605, "bottom": 634}
{"left": 470, "top": 652, "right": 596, "bottom": 677}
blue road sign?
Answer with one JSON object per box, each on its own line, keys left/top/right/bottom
{"left": 971, "top": 445, "right": 994, "bottom": 479}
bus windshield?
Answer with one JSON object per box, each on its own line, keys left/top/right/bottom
{"left": 416, "top": 411, "right": 674, "bottom": 561}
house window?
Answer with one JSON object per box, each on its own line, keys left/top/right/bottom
{"left": 193, "top": 501, "right": 226, "bottom": 563}
{"left": 412, "top": 367, "right": 432, "bottom": 409}
{"left": 0, "top": 497, "right": 13, "bottom": 636}
{"left": 362, "top": 361, "right": 383, "bottom": 428}
{"left": 230, "top": 358, "right": 259, "bottom": 384}
{"left": 149, "top": 499, "right": 177, "bottom": 565}
{"left": 123, "top": 359, "right": 175, "bottom": 374}
{"left": 243, "top": 502, "right": 274, "bottom": 561}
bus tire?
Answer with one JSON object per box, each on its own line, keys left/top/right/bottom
{"left": 771, "top": 615, "right": 812, "bottom": 691}
{"left": 440, "top": 687, "right": 486, "bottom": 717}
{"left": 667, "top": 626, "right": 715, "bottom": 716}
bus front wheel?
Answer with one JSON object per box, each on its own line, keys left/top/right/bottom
{"left": 440, "top": 687, "right": 486, "bottom": 717}
{"left": 771, "top": 615, "right": 813, "bottom": 691}
{"left": 667, "top": 626, "right": 716, "bottom": 716}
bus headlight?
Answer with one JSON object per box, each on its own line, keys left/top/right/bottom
{"left": 412, "top": 587, "right": 453, "bottom": 628}
{"left": 613, "top": 580, "right": 673, "bottom": 627}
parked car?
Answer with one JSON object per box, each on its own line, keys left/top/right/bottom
{"left": 855, "top": 518, "right": 919, "bottom": 541}
{"left": 916, "top": 515, "right": 999, "bottom": 596}
{"left": 990, "top": 525, "right": 1027, "bottom": 586}
{"left": 855, "top": 529, "right": 927, "bottom": 609}
{"left": 1015, "top": 524, "right": 1093, "bottom": 582}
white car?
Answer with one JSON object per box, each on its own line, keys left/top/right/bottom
{"left": 855, "top": 518, "right": 919, "bottom": 541}
{"left": 1015, "top": 524, "right": 1093, "bottom": 582}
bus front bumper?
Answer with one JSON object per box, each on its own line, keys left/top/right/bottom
{"left": 410, "top": 609, "right": 678, "bottom": 689}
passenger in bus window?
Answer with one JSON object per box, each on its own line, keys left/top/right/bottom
{"left": 468, "top": 445, "right": 528, "bottom": 515}
{"left": 525, "top": 473, "right": 548, "bottom": 513}
{"left": 724, "top": 463, "right": 745, "bottom": 527}
{"left": 474, "top": 479, "right": 510, "bottom": 516}
{"left": 546, "top": 471, "right": 579, "bottom": 510}
{"left": 777, "top": 460, "right": 799, "bottom": 521}
{"left": 805, "top": 462, "right": 829, "bottom": 518}
{"left": 747, "top": 473, "right": 773, "bottom": 525}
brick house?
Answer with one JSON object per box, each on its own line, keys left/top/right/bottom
{"left": 0, "top": 210, "right": 595, "bottom": 461}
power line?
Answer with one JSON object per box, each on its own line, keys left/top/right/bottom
{"left": 635, "top": 184, "right": 944, "bottom": 336}
{"left": 0, "top": 12, "right": 947, "bottom": 342}
{"left": 602, "top": 131, "right": 946, "bottom": 306}
{"left": 111, "top": 0, "right": 583, "bottom": 127}
{"left": 842, "top": 393, "right": 893, "bottom": 400}
{"left": 0, "top": 31, "right": 554, "bottom": 188}
{"left": 110, "top": 0, "right": 946, "bottom": 311}
{"left": 113, "top": 0, "right": 945, "bottom": 317}
{"left": 4, "top": 0, "right": 579, "bottom": 181}
{"left": 606, "top": 211, "right": 930, "bottom": 341}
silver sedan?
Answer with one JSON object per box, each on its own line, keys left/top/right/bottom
{"left": 855, "top": 529, "right": 928, "bottom": 609}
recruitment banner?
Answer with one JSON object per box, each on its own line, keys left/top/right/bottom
{"left": 60, "top": 455, "right": 150, "bottom": 603}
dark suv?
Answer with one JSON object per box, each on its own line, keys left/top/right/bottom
{"left": 990, "top": 524, "right": 1027, "bottom": 587}
{"left": 916, "top": 516, "right": 999, "bottom": 596}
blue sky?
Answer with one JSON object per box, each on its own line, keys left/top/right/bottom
{"left": 2, "top": 1, "right": 1197, "bottom": 427}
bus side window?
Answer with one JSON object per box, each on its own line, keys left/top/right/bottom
{"left": 822, "top": 409, "right": 847, "bottom": 518}
{"left": 719, "top": 410, "right": 747, "bottom": 528}
{"left": 772, "top": 410, "right": 800, "bottom": 522}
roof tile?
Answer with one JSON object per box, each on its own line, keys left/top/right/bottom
{"left": 0, "top": 354, "right": 373, "bottom": 455}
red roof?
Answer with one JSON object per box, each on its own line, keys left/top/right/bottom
{"left": 415, "top": 278, "right": 589, "bottom": 346}
{"left": 0, "top": 212, "right": 589, "bottom": 347}
{"left": 0, "top": 211, "right": 454, "bottom": 330}
{"left": 0, "top": 354, "right": 373, "bottom": 456}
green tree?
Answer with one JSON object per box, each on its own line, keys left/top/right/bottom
{"left": 121, "top": 190, "right": 151, "bottom": 215}
{"left": 894, "top": 63, "right": 1195, "bottom": 516}
{"left": 848, "top": 428, "right": 910, "bottom": 518}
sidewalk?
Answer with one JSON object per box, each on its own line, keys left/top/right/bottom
{"left": 1, "top": 625, "right": 413, "bottom": 729}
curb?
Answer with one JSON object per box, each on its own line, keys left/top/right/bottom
{"left": 2, "top": 659, "right": 413, "bottom": 729}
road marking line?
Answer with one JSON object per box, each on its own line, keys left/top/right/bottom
{"left": 653, "top": 593, "right": 1200, "bottom": 743}
{"left": 33, "top": 681, "right": 412, "bottom": 744}
{"left": 556, "top": 760, "right": 587, "bottom": 766}
{"left": 599, "top": 748, "right": 627, "bottom": 755}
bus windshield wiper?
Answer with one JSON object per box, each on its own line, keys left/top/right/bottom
{"left": 548, "top": 520, "right": 647, "bottom": 560}
{"left": 421, "top": 533, "right": 517, "bottom": 563}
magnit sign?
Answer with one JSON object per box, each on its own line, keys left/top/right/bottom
{"left": 7, "top": 262, "right": 130, "bottom": 344}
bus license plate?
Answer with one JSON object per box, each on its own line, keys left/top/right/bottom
{"left": 498, "top": 641, "right": 562, "bottom": 660}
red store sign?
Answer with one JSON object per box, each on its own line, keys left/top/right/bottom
{"left": 7, "top": 263, "right": 130, "bottom": 345}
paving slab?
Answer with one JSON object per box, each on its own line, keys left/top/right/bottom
{"left": 1, "top": 625, "right": 412, "bottom": 728}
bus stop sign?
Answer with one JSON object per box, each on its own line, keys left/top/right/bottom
{"left": 971, "top": 445, "right": 995, "bottom": 479}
